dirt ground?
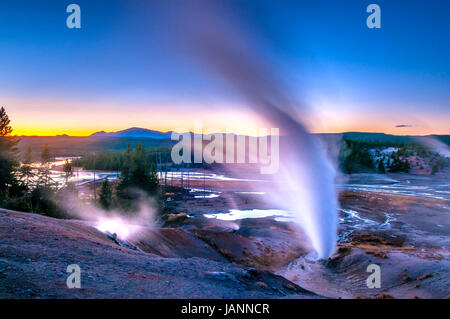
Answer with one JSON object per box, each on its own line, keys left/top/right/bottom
{"left": 0, "top": 209, "right": 318, "bottom": 299}
{"left": 1, "top": 170, "right": 449, "bottom": 299}
{"left": 163, "top": 174, "right": 450, "bottom": 299}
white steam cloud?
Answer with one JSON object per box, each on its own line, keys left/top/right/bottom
{"left": 158, "top": 1, "right": 338, "bottom": 258}
{"left": 60, "top": 189, "right": 157, "bottom": 241}
{"left": 416, "top": 137, "right": 450, "bottom": 158}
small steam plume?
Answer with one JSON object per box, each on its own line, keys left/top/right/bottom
{"left": 60, "top": 188, "right": 157, "bottom": 241}
{"left": 416, "top": 137, "right": 450, "bottom": 158}
{"left": 157, "top": 1, "right": 338, "bottom": 258}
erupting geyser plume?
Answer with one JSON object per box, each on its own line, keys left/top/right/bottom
{"left": 157, "top": 1, "right": 338, "bottom": 258}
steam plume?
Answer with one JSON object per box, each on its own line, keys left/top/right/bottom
{"left": 158, "top": 1, "right": 338, "bottom": 258}
{"left": 60, "top": 188, "right": 157, "bottom": 241}
{"left": 416, "top": 137, "right": 450, "bottom": 158}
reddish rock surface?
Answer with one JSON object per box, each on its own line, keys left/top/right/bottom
{"left": 0, "top": 209, "right": 319, "bottom": 299}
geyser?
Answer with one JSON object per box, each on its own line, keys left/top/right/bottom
{"left": 159, "top": 1, "right": 338, "bottom": 258}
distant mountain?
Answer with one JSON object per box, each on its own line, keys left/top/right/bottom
{"left": 88, "top": 128, "right": 450, "bottom": 144}
{"left": 18, "top": 130, "right": 449, "bottom": 157}
{"left": 90, "top": 127, "right": 172, "bottom": 139}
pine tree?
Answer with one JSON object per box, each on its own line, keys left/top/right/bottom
{"left": 39, "top": 144, "right": 52, "bottom": 187}
{"left": 0, "top": 107, "right": 13, "bottom": 136}
{"left": 131, "top": 144, "right": 159, "bottom": 196}
{"left": 19, "top": 164, "right": 34, "bottom": 188}
{"left": 99, "top": 178, "right": 113, "bottom": 210}
{"left": 148, "top": 163, "right": 160, "bottom": 195}
{"left": 377, "top": 159, "right": 386, "bottom": 173}
{"left": 63, "top": 159, "right": 73, "bottom": 183}
{"left": 116, "top": 144, "right": 160, "bottom": 210}
{"left": 131, "top": 144, "right": 150, "bottom": 191}
{"left": 41, "top": 144, "right": 51, "bottom": 164}
{"left": 122, "top": 144, "right": 132, "bottom": 182}
{"left": 23, "top": 146, "right": 32, "bottom": 164}
{"left": 402, "top": 159, "right": 410, "bottom": 172}
{"left": 116, "top": 144, "right": 133, "bottom": 204}
{"left": 0, "top": 107, "right": 21, "bottom": 200}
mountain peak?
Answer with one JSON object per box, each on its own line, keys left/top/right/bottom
{"left": 90, "top": 127, "right": 172, "bottom": 139}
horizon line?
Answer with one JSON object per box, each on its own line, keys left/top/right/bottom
{"left": 11, "top": 130, "right": 450, "bottom": 138}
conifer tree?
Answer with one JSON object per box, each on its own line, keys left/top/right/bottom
{"left": 99, "top": 178, "right": 113, "bottom": 210}
{"left": 63, "top": 159, "right": 73, "bottom": 183}
{"left": 0, "top": 107, "right": 20, "bottom": 200}
{"left": 39, "top": 144, "right": 52, "bottom": 187}
{"left": 23, "top": 146, "right": 32, "bottom": 164}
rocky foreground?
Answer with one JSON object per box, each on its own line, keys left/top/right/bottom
{"left": 1, "top": 182, "right": 449, "bottom": 299}
{"left": 0, "top": 209, "right": 319, "bottom": 299}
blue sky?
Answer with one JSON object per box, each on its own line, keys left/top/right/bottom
{"left": 0, "top": 0, "right": 449, "bottom": 135}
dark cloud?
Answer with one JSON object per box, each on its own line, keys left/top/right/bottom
{"left": 395, "top": 124, "right": 413, "bottom": 128}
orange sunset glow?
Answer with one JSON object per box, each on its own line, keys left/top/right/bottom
{"left": 7, "top": 95, "right": 450, "bottom": 137}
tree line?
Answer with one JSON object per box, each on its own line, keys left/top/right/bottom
{"left": 97, "top": 144, "right": 160, "bottom": 212}
{"left": 0, "top": 106, "right": 160, "bottom": 218}
{"left": 72, "top": 147, "right": 172, "bottom": 171}
{"left": 339, "top": 139, "right": 448, "bottom": 174}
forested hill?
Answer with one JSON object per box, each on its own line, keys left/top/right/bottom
{"left": 16, "top": 130, "right": 450, "bottom": 160}
{"left": 319, "top": 132, "right": 450, "bottom": 144}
